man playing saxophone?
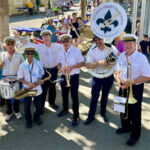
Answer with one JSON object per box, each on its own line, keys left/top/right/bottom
{"left": 57, "top": 34, "right": 84, "bottom": 127}
{"left": 115, "top": 34, "right": 150, "bottom": 146}
{"left": 18, "top": 46, "right": 44, "bottom": 128}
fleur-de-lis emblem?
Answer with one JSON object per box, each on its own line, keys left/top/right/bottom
{"left": 96, "top": 10, "right": 118, "bottom": 34}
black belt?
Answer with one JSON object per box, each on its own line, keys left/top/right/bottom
{"left": 45, "top": 66, "right": 57, "bottom": 71}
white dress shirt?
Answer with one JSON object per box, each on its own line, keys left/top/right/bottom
{"left": 27, "top": 42, "right": 64, "bottom": 68}
{"left": 86, "top": 45, "right": 118, "bottom": 74}
{"left": 18, "top": 59, "right": 44, "bottom": 96}
{"left": 0, "top": 51, "right": 24, "bottom": 76}
{"left": 115, "top": 50, "right": 150, "bottom": 83}
{"left": 57, "top": 45, "right": 84, "bottom": 75}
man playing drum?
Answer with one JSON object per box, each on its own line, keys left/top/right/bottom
{"left": 84, "top": 35, "right": 118, "bottom": 125}
{"left": 0, "top": 36, "right": 24, "bottom": 121}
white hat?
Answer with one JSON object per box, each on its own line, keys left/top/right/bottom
{"left": 40, "top": 30, "right": 52, "bottom": 36}
{"left": 59, "top": 34, "right": 72, "bottom": 41}
{"left": 4, "top": 36, "right": 16, "bottom": 43}
{"left": 24, "top": 45, "right": 35, "bottom": 52}
{"left": 59, "top": 15, "right": 65, "bottom": 20}
{"left": 122, "top": 34, "right": 138, "bottom": 42}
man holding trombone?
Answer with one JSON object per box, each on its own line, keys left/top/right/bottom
{"left": 115, "top": 34, "right": 150, "bottom": 146}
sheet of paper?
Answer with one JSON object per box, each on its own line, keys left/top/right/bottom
{"left": 114, "top": 104, "right": 125, "bottom": 113}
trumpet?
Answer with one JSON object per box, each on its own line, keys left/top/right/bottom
{"left": 64, "top": 62, "right": 71, "bottom": 87}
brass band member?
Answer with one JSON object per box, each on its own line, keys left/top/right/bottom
{"left": 0, "top": 37, "right": 24, "bottom": 121}
{"left": 18, "top": 46, "right": 44, "bottom": 128}
{"left": 57, "top": 34, "right": 84, "bottom": 127}
{"left": 115, "top": 34, "right": 150, "bottom": 146}
{"left": 14, "top": 30, "right": 63, "bottom": 113}
{"left": 84, "top": 35, "right": 118, "bottom": 125}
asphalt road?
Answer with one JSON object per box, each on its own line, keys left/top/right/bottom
{"left": 0, "top": 5, "right": 150, "bottom": 150}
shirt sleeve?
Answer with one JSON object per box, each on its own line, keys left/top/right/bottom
{"left": 141, "top": 56, "right": 150, "bottom": 77}
{"left": 86, "top": 50, "right": 95, "bottom": 64}
{"left": 18, "top": 64, "right": 24, "bottom": 79}
{"left": 20, "top": 54, "right": 25, "bottom": 64}
{"left": 76, "top": 48, "right": 84, "bottom": 63}
{"left": 57, "top": 51, "right": 62, "bottom": 64}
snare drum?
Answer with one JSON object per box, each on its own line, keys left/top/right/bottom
{"left": 0, "top": 76, "right": 20, "bottom": 99}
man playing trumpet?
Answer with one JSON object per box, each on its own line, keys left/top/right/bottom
{"left": 57, "top": 34, "right": 84, "bottom": 127}
{"left": 115, "top": 34, "right": 150, "bottom": 146}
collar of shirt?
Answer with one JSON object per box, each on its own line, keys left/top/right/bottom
{"left": 124, "top": 50, "right": 137, "bottom": 59}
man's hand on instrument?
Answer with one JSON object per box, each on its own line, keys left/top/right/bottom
{"left": 67, "top": 66, "right": 73, "bottom": 74}
{"left": 120, "top": 81, "right": 130, "bottom": 89}
{"left": 61, "top": 67, "right": 66, "bottom": 74}
{"left": 97, "top": 60, "right": 107, "bottom": 67}
{"left": 39, "top": 79, "right": 44, "bottom": 85}
{"left": 28, "top": 82, "right": 36, "bottom": 88}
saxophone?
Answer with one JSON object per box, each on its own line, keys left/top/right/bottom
{"left": 14, "top": 70, "right": 51, "bottom": 100}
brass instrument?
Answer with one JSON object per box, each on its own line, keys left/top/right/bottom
{"left": 14, "top": 69, "right": 51, "bottom": 100}
{"left": 64, "top": 62, "right": 71, "bottom": 87}
{"left": 127, "top": 60, "right": 137, "bottom": 104}
{"left": 122, "top": 60, "right": 137, "bottom": 119}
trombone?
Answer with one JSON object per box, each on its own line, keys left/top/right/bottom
{"left": 121, "top": 59, "right": 137, "bottom": 120}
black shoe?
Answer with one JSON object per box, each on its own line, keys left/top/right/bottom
{"left": 101, "top": 114, "right": 108, "bottom": 122}
{"left": 84, "top": 117, "right": 95, "bottom": 125}
{"left": 57, "top": 110, "right": 68, "bottom": 117}
{"left": 34, "top": 119, "right": 43, "bottom": 125}
{"left": 26, "top": 121, "right": 32, "bottom": 129}
{"left": 50, "top": 104, "right": 58, "bottom": 110}
{"left": 72, "top": 117, "right": 80, "bottom": 127}
{"left": 116, "top": 128, "right": 131, "bottom": 134}
{"left": 126, "top": 137, "right": 139, "bottom": 146}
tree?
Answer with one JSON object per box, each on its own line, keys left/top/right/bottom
{"left": 81, "top": 0, "right": 86, "bottom": 20}
{"left": 0, "top": 0, "right": 9, "bottom": 42}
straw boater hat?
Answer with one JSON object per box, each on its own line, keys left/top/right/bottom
{"left": 122, "top": 34, "right": 138, "bottom": 42}
{"left": 47, "top": 18, "right": 53, "bottom": 22}
{"left": 40, "top": 30, "right": 52, "bottom": 36}
{"left": 24, "top": 46, "right": 35, "bottom": 52}
{"left": 59, "top": 34, "right": 72, "bottom": 41}
{"left": 4, "top": 36, "right": 16, "bottom": 43}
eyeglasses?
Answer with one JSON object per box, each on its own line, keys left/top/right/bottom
{"left": 7, "top": 42, "right": 15, "bottom": 46}
{"left": 62, "top": 40, "right": 70, "bottom": 43}
{"left": 26, "top": 52, "right": 35, "bottom": 55}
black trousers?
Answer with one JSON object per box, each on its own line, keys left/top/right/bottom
{"left": 5, "top": 99, "right": 19, "bottom": 115}
{"left": 24, "top": 94, "right": 42, "bottom": 123}
{"left": 60, "top": 74, "right": 79, "bottom": 119}
{"left": 41, "top": 67, "right": 58, "bottom": 109}
{"left": 119, "top": 84, "right": 144, "bottom": 139}
{"left": 88, "top": 75, "right": 114, "bottom": 119}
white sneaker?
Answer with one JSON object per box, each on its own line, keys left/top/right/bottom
{"left": 5, "top": 113, "right": 13, "bottom": 121}
{"left": 14, "top": 112, "right": 22, "bottom": 119}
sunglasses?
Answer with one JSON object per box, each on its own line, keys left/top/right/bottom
{"left": 62, "top": 40, "right": 70, "bottom": 43}
{"left": 7, "top": 42, "right": 15, "bottom": 46}
{"left": 94, "top": 38, "right": 102, "bottom": 42}
{"left": 26, "top": 52, "right": 35, "bottom": 55}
